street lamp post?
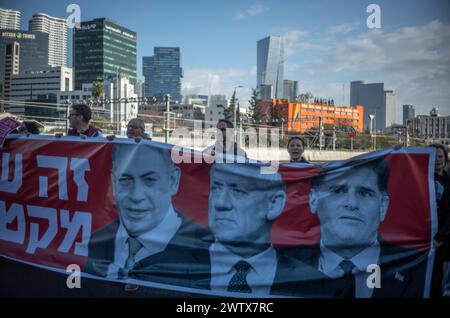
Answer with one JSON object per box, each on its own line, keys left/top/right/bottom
{"left": 164, "top": 94, "right": 171, "bottom": 144}
{"left": 233, "top": 85, "right": 243, "bottom": 129}
{"left": 232, "top": 85, "right": 243, "bottom": 143}
{"left": 369, "top": 114, "right": 375, "bottom": 150}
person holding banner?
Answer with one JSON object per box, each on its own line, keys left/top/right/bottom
{"left": 302, "top": 157, "right": 428, "bottom": 297}
{"left": 67, "top": 104, "right": 103, "bottom": 137}
{"left": 203, "top": 163, "right": 328, "bottom": 296}
{"left": 84, "top": 142, "right": 210, "bottom": 289}
{"left": 429, "top": 144, "right": 450, "bottom": 298}
{"left": 287, "top": 136, "right": 308, "bottom": 163}
{"left": 126, "top": 118, "right": 151, "bottom": 140}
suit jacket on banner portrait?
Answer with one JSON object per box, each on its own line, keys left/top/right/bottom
{"left": 84, "top": 211, "right": 211, "bottom": 289}
{"left": 286, "top": 237, "right": 429, "bottom": 298}
{"left": 183, "top": 240, "right": 333, "bottom": 297}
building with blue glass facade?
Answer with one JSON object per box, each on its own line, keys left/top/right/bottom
{"left": 143, "top": 47, "right": 182, "bottom": 102}
{"left": 142, "top": 55, "right": 153, "bottom": 98}
{"left": 257, "top": 36, "right": 284, "bottom": 99}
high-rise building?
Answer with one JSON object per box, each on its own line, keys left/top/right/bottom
{"left": 257, "top": 36, "right": 284, "bottom": 99}
{"left": 144, "top": 47, "right": 183, "bottom": 102}
{"left": 73, "top": 18, "right": 137, "bottom": 89}
{"left": 0, "top": 42, "right": 20, "bottom": 111}
{"left": 0, "top": 29, "right": 49, "bottom": 101}
{"left": 283, "top": 80, "right": 298, "bottom": 101}
{"left": 29, "top": 13, "right": 67, "bottom": 67}
{"left": 403, "top": 105, "right": 415, "bottom": 126}
{"left": 142, "top": 56, "right": 153, "bottom": 97}
{"left": 350, "top": 81, "right": 396, "bottom": 131}
{"left": 0, "top": 8, "right": 21, "bottom": 30}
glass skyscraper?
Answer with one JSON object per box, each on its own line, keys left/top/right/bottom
{"left": 257, "top": 36, "right": 284, "bottom": 99}
{"left": 73, "top": 18, "right": 136, "bottom": 89}
{"left": 0, "top": 29, "right": 49, "bottom": 81}
{"left": 142, "top": 55, "right": 153, "bottom": 97}
{"left": 143, "top": 47, "right": 183, "bottom": 102}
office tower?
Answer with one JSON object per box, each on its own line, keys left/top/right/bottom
{"left": 283, "top": 80, "right": 298, "bottom": 101}
{"left": 145, "top": 47, "right": 183, "bottom": 102}
{"left": 73, "top": 18, "right": 137, "bottom": 89}
{"left": 350, "top": 80, "right": 396, "bottom": 131}
{"left": 257, "top": 36, "right": 284, "bottom": 99}
{"left": 0, "top": 42, "right": 19, "bottom": 111}
{"left": 142, "top": 56, "right": 153, "bottom": 97}
{"left": 0, "top": 29, "right": 49, "bottom": 109}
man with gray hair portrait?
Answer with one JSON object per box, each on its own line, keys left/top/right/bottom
{"left": 200, "top": 162, "right": 328, "bottom": 296}
{"left": 84, "top": 142, "right": 210, "bottom": 289}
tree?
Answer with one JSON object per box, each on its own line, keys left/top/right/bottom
{"left": 298, "top": 92, "right": 313, "bottom": 103}
{"left": 92, "top": 81, "right": 104, "bottom": 101}
{"left": 248, "top": 88, "right": 263, "bottom": 124}
{"left": 224, "top": 89, "right": 240, "bottom": 124}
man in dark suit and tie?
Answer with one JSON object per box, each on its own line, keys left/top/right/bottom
{"left": 84, "top": 142, "right": 210, "bottom": 289}
{"left": 201, "top": 162, "right": 328, "bottom": 296}
{"left": 296, "top": 156, "right": 429, "bottom": 298}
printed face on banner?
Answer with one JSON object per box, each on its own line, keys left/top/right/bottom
{"left": 208, "top": 164, "right": 286, "bottom": 251}
{"left": 112, "top": 144, "right": 180, "bottom": 237}
{"left": 310, "top": 166, "right": 389, "bottom": 253}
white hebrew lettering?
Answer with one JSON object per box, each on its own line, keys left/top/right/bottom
{"left": 37, "top": 156, "right": 69, "bottom": 200}
{"left": 26, "top": 205, "right": 58, "bottom": 254}
{"left": 58, "top": 209, "right": 92, "bottom": 256}
{"left": 69, "top": 158, "right": 90, "bottom": 202}
{"left": 0, "top": 153, "right": 23, "bottom": 194}
{"left": 0, "top": 201, "right": 25, "bottom": 244}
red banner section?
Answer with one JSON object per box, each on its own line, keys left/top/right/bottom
{"left": 0, "top": 136, "right": 435, "bottom": 297}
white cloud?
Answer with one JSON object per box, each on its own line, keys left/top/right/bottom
{"left": 235, "top": 3, "right": 268, "bottom": 21}
{"left": 281, "top": 29, "right": 308, "bottom": 57}
{"left": 327, "top": 22, "right": 361, "bottom": 35}
{"left": 301, "top": 20, "right": 450, "bottom": 116}
{"left": 182, "top": 67, "right": 255, "bottom": 107}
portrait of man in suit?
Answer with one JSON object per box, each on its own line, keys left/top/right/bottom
{"left": 205, "top": 163, "right": 327, "bottom": 296}
{"left": 305, "top": 157, "right": 428, "bottom": 298}
{"left": 84, "top": 142, "right": 210, "bottom": 288}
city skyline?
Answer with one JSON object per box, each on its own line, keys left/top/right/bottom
{"left": 2, "top": 0, "right": 449, "bottom": 120}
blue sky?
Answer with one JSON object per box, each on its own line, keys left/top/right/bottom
{"left": 3, "top": 0, "right": 450, "bottom": 119}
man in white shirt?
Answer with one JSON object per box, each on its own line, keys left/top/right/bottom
{"left": 205, "top": 163, "right": 326, "bottom": 296}
{"left": 303, "top": 156, "right": 428, "bottom": 298}
{"left": 84, "top": 142, "right": 210, "bottom": 289}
